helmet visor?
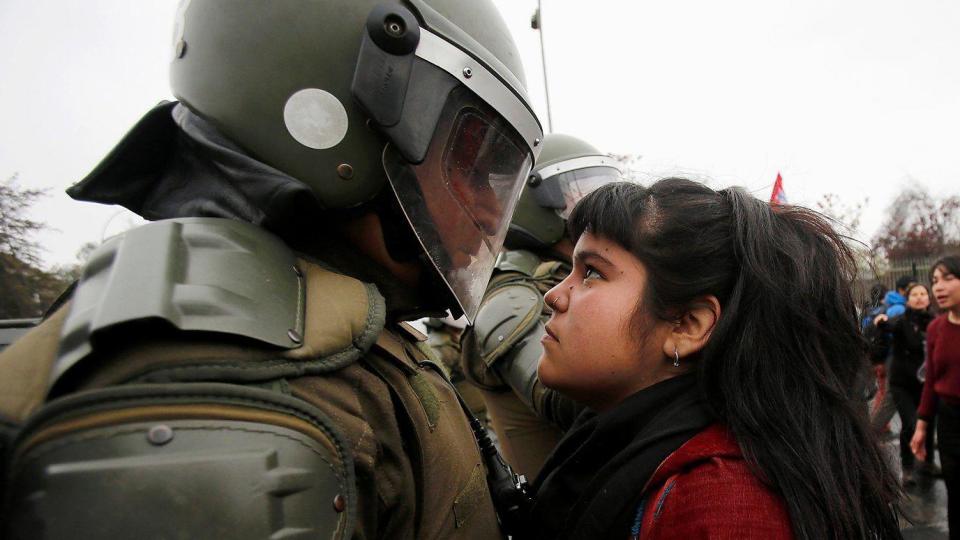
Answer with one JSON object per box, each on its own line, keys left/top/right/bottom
{"left": 530, "top": 164, "right": 622, "bottom": 220}
{"left": 383, "top": 86, "right": 532, "bottom": 322}
{"left": 554, "top": 166, "right": 623, "bottom": 220}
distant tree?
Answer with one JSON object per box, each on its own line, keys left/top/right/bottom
{"left": 0, "top": 174, "right": 45, "bottom": 266}
{"left": 872, "top": 182, "right": 960, "bottom": 260}
{"left": 814, "top": 192, "right": 882, "bottom": 279}
{"left": 815, "top": 193, "right": 867, "bottom": 237}
{"left": 0, "top": 174, "right": 72, "bottom": 318}
{"left": 49, "top": 241, "right": 98, "bottom": 283}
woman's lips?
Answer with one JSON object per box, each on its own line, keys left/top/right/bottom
{"left": 543, "top": 324, "right": 559, "bottom": 343}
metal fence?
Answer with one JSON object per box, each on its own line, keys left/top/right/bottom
{"left": 855, "top": 256, "right": 941, "bottom": 308}
{"left": 879, "top": 256, "right": 939, "bottom": 290}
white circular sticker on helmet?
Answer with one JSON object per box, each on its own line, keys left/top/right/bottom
{"left": 283, "top": 88, "right": 349, "bottom": 150}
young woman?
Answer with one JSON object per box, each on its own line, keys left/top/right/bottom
{"left": 874, "top": 283, "right": 936, "bottom": 483}
{"left": 911, "top": 254, "right": 960, "bottom": 538}
{"left": 525, "top": 179, "right": 900, "bottom": 539}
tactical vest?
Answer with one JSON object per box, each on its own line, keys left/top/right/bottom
{"left": 0, "top": 218, "right": 499, "bottom": 540}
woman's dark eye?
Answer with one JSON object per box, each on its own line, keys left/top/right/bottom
{"left": 583, "top": 267, "right": 602, "bottom": 282}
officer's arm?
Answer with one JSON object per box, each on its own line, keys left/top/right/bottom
{"left": 492, "top": 323, "right": 581, "bottom": 429}
{"left": 461, "top": 282, "right": 581, "bottom": 428}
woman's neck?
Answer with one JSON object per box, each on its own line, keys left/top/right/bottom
{"left": 948, "top": 308, "right": 960, "bottom": 325}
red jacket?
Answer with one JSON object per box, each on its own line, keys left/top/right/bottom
{"left": 635, "top": 424, "right": 794, "bottom": 539}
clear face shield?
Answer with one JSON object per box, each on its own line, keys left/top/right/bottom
{"left": 554, "top": 167, "right": 623, "bottom": 220}
{"left": 530, "top": 161, "right": 623, "bottom": 219}
{"left": 352, "top": 5, "right": 542, "bottom": 322}
{"left": 383, "top": 86, "right": 532, "bottom": 321}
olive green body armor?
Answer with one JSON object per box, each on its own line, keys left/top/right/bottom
{"left": 424, "top": 322, "right": 482, "bottom": 415}
{"left": 423, "top": 320, "right": 499, "bottom": 448}
{"left": 0, "top": 218, "right": 499, "bottom": 540}
{"left": 459, "top": 250, "right": 580, "bottom": 479}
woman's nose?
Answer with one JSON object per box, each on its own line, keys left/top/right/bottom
{"left": 544, "top": 279, "right": 572, "bottom": 313}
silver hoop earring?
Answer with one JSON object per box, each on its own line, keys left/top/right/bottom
{"left": 673, "top": 347, "right": 681, "bottom": 368}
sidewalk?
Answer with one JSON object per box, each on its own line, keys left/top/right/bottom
{"left": 883, "top": 414, "right": 949, "bottom": 539}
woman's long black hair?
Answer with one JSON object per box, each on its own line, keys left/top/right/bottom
{"left": 568, "top": 179, "right": 901, "bottom": 540}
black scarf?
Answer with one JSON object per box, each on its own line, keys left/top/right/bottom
{"left": 526, "top": 374, "right": 713, "bottom": 540}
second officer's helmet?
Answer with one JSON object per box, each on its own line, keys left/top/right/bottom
{"left": 507, "top": 134, "right": 621, "bottom": 250}
{"left": 170, "top": 0, "right": 543, "bottom": 322}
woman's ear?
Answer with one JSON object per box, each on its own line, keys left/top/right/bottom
{"left": 662, "top": 295, "right": 721, "bottom": 359}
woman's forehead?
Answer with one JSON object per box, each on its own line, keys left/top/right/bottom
{"left": 574, "top": 232, "right": 645, "bottom": 272}
{"left": 574, "top": 231, "right": 622, "bottom": 257}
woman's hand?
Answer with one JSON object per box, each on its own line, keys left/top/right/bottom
{"left": 911, "top": 420, "right": 928, "bottom": 461}
{"left": 873, "top": 314, "right": 888, "bottom": 326}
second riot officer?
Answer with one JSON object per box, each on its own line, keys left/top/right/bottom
{"left": 0, "top": 1, "right": 543, "bottom": 538}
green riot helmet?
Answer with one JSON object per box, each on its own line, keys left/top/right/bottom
{"left": 170, "top": 0, "right": 543, "bottom": 321}
{"left": 507, "top": 134, "right": 621, "bottom": 250}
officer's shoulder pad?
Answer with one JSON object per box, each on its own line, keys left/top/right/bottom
{"left": 473, "top": 281, "right": 543, "bottom": 363}
{"left": 495, "top": 249, "right": 541, "bottom": 276}
{"left": 52, "top": 218, "right": 307, "bottom": 390}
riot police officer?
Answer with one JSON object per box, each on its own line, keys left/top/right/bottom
{"left": 460, "top": 134, "right": 621, "bottom": 478}
{"left": 0, "top": 1, "right": 542, "bottom": 538}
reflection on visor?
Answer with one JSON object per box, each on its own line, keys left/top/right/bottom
{"left": 444, "top": 110, "right": 529, "bottom": 238}
{"left": 383, "top": 86, "right": 532, "bottom": 321}
{"left": 555, "top": 167, "right": 622, "bottom": 220}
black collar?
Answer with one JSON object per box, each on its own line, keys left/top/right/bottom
{"left": 527, "top": 373, "right": 714, "bottom": 540}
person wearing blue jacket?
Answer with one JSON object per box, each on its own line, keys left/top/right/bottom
{"left": 884, "top": 277, "right": 913, "bottom": 318}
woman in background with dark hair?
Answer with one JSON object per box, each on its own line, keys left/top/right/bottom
{"left": 874, "top": 283, "right": 937, "bottom": 484}
{"left": 524, "top": 179, "right": 900, "bottom": 539}
{"left": 912, "top": 254, "right": 960, "bottom": 539}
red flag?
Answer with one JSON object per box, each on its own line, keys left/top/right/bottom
{"left": 769, "top": 172, "right": 787, "bottom": 205}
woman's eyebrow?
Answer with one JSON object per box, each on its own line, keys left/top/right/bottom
{"left": 575, "top": 249, "right": 615, "bottom": 269}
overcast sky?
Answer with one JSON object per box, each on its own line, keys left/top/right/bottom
{"left": 2, "top": 0, "right": 958, "bottom": 267}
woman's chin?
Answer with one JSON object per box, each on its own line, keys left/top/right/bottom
{"left": 537, "top": 356, "right": 561, "bottom": 390}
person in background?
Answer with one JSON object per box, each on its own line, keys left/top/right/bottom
{"left": 863, "top": 283, "right": 889, "bottom": 330}
{"left": 912, "top": 254, "right": 960, "bottom": 539}
{"left": 858, "top": 282, "right": 888, "bottom": 402}
{"left": 874, "top": 283, "right": 938, "bottom": 484}
{"left": 872, "top": 276, "right": 918, "bottom": 437}
{"left": 520, "top": 179, "right": 900, "bottom": 539}
{"left": 460, "top": 133, "right": 621, "bottom": 479}
{"left": 886, "top": 276, "right": 916, "bottom": 318}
